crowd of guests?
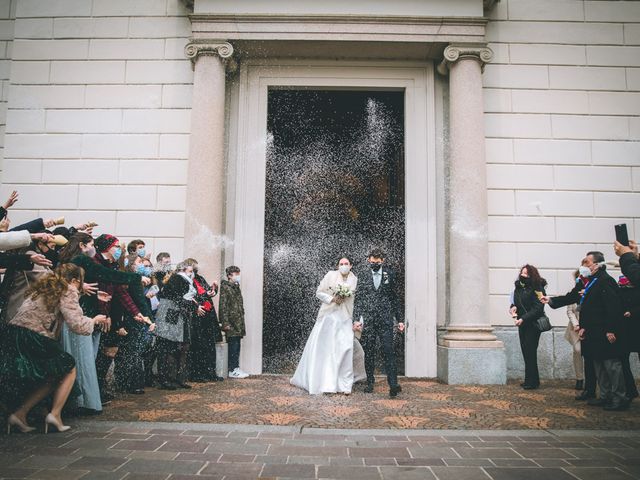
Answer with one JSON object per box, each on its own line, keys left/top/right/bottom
{"left": 0, "top": 191, "right": 248, "bottom": 433}
{"left": 1, "top": 187, "right": 638, "bottom": 434}
{"left": 510, "top": 245, "right": 640, "bottom": 412}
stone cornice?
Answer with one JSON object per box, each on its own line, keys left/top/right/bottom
{"left": 184, "top": 41, "right": 234, "bottom": 69}
{"left": 436, "top": 43, "right": 493, "bottom": 75}
{"left": 189, "top": 14, "right": 487, "bottom": 44}
{"left": 189, "top": 14, "right": 488, "bottom": 26}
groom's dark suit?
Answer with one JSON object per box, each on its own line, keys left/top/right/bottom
{"left": 353, "top": 266, "right": 402, "bottom": 389}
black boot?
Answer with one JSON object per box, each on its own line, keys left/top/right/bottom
{"left": 575, "top": 390, "right": 595, "bottom": 401}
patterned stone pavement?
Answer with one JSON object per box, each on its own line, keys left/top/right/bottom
{"left": 3, "top": 376, "right": 640, "bottom": 479}
{"left": 1, "top": 422, "right": 640, "bottom": 480}
{"left": 90, "top": 376, "right": 640, "bottom": 430}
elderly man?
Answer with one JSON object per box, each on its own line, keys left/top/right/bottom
{"left": 541, "top": 251, "right": 628, "bottom": 411}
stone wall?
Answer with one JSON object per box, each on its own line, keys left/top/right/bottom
{"left": 493, "top": 326, "right": 640, "bottom": 381}
{"left": 484, "top": 0, "right": 640, "bottom": 327}
{"left": 0, "top": 0, "right": 16, "bottom": 180}
{"left": 1, "top": 0, "right": 193, "bottom": 258}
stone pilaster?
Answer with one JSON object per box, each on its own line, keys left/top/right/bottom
{"left": 182, "top": 41, "right": 233, "bottom": 282}
{"left": 437, "top": 43, "right": 506, "bottom": 385}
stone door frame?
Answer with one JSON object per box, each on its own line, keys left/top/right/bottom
{"left": 225, "top": 60, "right": 438, "bottom": 377}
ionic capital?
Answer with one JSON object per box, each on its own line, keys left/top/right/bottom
{"left": 185, "top": 41, "right": 234, "bottom": 70}
{"left": 437, "top": 43, "right": 494, "bottom": 75}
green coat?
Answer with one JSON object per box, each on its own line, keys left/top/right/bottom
{"left": 219, "top": 279, "right": 245, "bottom": 338}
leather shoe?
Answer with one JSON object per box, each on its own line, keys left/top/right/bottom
{"left": 364, "top": 384, "right": 374, "bottom": 393}
{"left": 523, "top": 384, "right": 539, "bottom": 390}
{"left": 158, "top": 382, "right": 177, "bottom": 390}
{"left": 177, "top": 382, "right": 192, "bottom": 389}
{"left": 604, "top": 400, "right": 629, "bottom": 411}
{"left": 389, "top": 385, "right": 402, "bottom": 398}
{"left": 575, "top": 391, "right": 595, "bottom": 401}
{"left": 587, "top": 398, "right": 608, "bottom": 407}
{"left": 212, "top": 376, "right": 224, "bottom": 382}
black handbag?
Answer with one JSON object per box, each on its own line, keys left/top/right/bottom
{"left": 535, "top": 315, "right": 552, "bottom": 332}
{"left": 518, "top": 291, "right": 551, "bottom": 333}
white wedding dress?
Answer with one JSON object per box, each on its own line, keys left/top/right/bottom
{"left": 290, "top": 269, "right": 367, "bottom": 394}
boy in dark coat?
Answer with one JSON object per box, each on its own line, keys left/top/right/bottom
{"left": 219, "top": 266, "right": 248, "bottom": 379}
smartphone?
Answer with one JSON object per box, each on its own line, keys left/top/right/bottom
{"left": 615, "top": 223, "right": 629, "bottom": 247}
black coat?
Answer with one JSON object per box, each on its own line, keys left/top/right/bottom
{"left": 619, "top": 284, "right": 640, "bottom": 353}
{"left": 550, "top": 268, "right": 625, "bottom": 359}
{"left": 353, "top": 266, "right": 403, "bottom": 326}
{"left": 511, "top": 281, "right": 546, "bottom": 329}
{"left": 620, "top": 252, "right": 640, "bottom": 287}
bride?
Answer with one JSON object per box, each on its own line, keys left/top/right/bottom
{"left": 290, "top": 256, "right": 366, "bottom": 394}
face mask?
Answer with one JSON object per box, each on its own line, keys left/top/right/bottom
{"left": 519, "top": 275, "right": 530, "bottom": 284}
{"left": 137, "top": 248, "right": 146, "bottom": 258}
{"left": 112, "top": 247, "right": 122, "bottom": 261}
{"left": 233, "top": 275, "right": 241, "bottom": 284}
{"left": 338, "top": 265, "right": 351, "bottom": 275}
{"left": 84, "top": 246, "right": 96, "bottom": 258}
{"left": 136, "top": 265, "right": 152, "bottom": 276}
{"left": 193, "top": 267, "right": 199, "bottom": 274}
{"left": 369, "top": 262, "right": 382, "bottom": 272}
{"left": 579, "top": 266, "right": 592, "bottom": 278}
{"left": 124, "top": 257, "right": 129, "bottom": 267}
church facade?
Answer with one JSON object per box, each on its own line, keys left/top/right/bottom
{"left": 0, "top": 0, "right": 638, "bottom": 382}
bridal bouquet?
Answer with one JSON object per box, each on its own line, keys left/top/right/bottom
{"left": 330, "top": 284, "right": 353, "bottom": 298}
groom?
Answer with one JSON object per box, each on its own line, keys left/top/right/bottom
{"left": 353, "top": 248, "right": 404, "bottom": 397}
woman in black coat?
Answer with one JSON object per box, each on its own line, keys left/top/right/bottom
{"left": 184, "top": 258, "right": 224, "bottom": 382}
{"left": 510, "top": 264, "right": 547, "bottom": 390}
{"left": 154, "top": 263, "right": 198, "bottom": 389}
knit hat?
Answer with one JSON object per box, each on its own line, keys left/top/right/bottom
{"left": 95, "top": 234, "right": 119, "bottom": 253}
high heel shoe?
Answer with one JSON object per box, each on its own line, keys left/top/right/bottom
{"left": 7, "top": 414, "right": 36, "bottom": 434}
{"left": 44, "top": 413, "right": 70, "bottom": 434}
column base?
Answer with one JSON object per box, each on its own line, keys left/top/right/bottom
{"left": 216, "top": 342, "right": 228, "bottom": 378}
{"left": 437, "top": 344, "right": 506, "bottom": 385}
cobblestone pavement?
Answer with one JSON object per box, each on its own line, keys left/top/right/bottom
{"left": 90, "top": 376, "right": 640, "bottom": 430}
{"left": 1, "top": 421, "right": 640, "bottom": 480}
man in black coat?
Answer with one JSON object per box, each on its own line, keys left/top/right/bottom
{"left": 353, "top": 249, "right": 404, "bottom": 397}
{"left": 542, "top": 251, "right": 628, "bottom": 411}
{"left": 615, "top": 240, "right": 640, "bottom": 286}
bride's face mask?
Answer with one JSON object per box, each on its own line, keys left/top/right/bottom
{"left": 338, "top": 258, "right": 351, "bottom": 275}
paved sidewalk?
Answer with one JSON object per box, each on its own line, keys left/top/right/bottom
{"left": 1, "top": 421, "right": 640, "bottom": 479}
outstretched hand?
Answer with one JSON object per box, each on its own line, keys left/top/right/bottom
{"left": 3, "top": 190, "right": 18, "bottom": 210}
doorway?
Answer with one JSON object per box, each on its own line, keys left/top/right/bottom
{"left": 262, "top": 89, "right": 405, "bottom": 373}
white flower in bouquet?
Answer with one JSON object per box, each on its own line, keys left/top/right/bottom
{"left": 330, "top": 284, "right": 353, "bottom": 298}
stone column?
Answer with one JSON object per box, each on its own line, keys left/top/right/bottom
{"left": 437, "top": 43, "right": 506, "bottom": 384}
{"left": 183, "top": 41, "right": 233, "bottom": 282}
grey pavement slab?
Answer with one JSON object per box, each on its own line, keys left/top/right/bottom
{"left": 0, "top": 421, "right": 639, "bottom": 480}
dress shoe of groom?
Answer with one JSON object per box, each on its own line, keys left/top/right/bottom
{"left": 575, "top": 390, "right": 595, "bottom": 401}
{"left": 389, "top": 385, "right": 402, "bottom": 398}
{"left": 603, "top": 399, "right": 630, "bottom": 411}
{"left": 364, "top": 384, "right": 374, "bottom": 393}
